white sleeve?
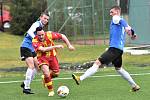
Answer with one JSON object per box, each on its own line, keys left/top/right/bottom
{"left": 125, "top": 25, "right": 131, "bottom": 30}
{"left": 112, "top": 15, "right": 121, "bottom": 24}
{"left": 27, "top": 22, "right": 40, "bottom": 38}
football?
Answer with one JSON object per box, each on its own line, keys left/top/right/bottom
{"left": 57, "top": 86, "right": 69, "bottom": 98}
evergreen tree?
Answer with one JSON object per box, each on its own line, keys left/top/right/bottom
{"left": 10, "top": 0, "right": 47, "bottom": 35}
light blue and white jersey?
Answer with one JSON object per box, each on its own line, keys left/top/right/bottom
{"left": 109, "top": 17, "right": 128, "bottom": 50}
{"left": 21, "top": 21, "right": 44, "bottom": 52}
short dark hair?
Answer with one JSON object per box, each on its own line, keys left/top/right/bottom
{"left": 41, "top": 12, "right": 49, "bottom": 17}
{"left": 111, "top": 5, "right": 121, "bottom": 11}
{"left": 36, "top": 27, "right": 43, "bottom": 32}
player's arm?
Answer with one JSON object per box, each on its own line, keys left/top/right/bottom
{"left": 38, "top": 45, "right": 64, "bottom": 52}
{"left": 125, "top": 26, "right": 137, "bottom": 40}
{"left": 32, "top": 38, "right": 63, "bottom": 52}
{"left": 50, "top": 32, "right": 75, "bottom": 51}
{"left": 61, "top": 34, "right": 75, "bottom": 51}
{"left": 27, "top": 22, "right": 39, "bottom": 38}
{"left": 120, "top": 19, "right": 137, "bottom": 40}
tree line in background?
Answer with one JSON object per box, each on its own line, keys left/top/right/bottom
{"left": 8, "top": 0, "right": 128, "bottom": 36}
{"left": 9, "top": 0, "right": 47, "bottom": 35}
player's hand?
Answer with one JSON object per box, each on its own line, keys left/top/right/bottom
{"left": 131, "top": 34, "right": 137, "bottom": 40}
{"left": 68, "top": 45, "right": 75, "bottom": 51}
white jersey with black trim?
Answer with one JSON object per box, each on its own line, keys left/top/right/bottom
{"left": 21, "top": 21, "right": 44, "bottom": 52}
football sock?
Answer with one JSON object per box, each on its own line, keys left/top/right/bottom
{"left": 31, "top": 68, "right": 37, "bottom": 81}
{"left": 24, "top": 68, "right": 33, "bottom": 89}
{"left": 80, "top": 63, "right": 99, "bottom": 81}
{"left": 44, "top": 76, "right": 53, "bottom": 91}
{"left": 116, "top": 67, "right": 137, "bottom": 87}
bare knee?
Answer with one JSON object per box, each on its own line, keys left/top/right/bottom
{"left": 25, "top": 57, "right": 35, "bottom": 69}
{"left": 95, "top": 59, "right": 101, "bottom": 65}
{"left": 94, "top": 59, "right": 102, "bottom": 68}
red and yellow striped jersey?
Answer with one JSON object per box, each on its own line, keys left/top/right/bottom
{"left": 32, "top": 31, "right": 62, "bottom": 59}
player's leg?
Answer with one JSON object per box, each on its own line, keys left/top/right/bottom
{"left": 41, "top": 64, "right": 54, "bottom": 96}
{"left": 72, "top": 48, "right": 113, "bottom": 85}
{"left": 81, "top": 59, "right": 100, "bottom": 80}
{"left": 41, "top": 71, "right": 59, "bottom": 88}
{"left": 20, "top": 47, "right": 35, "bottom": 94}
{"left": 50, "top": 71, "right": 59, "bottom": 78}
{"left": 49, "top": 56, "right": 60, "bottom": 78}
{"left": 72, "top": 47, "right": 120, "bottom": 85}
{"left": 72, "top": 49, "right": 108, "bottom": 85}
{"left": 113, "top": 56, "right": 140, "bottom": 92}
{"left": 31, "top": 68, "right": 37, "bottom": 81}
{"left": 31, "top": 56, "right": 38, "bottom": 81}
{"left": 41, "top": 56, "right": 60, "bottom": 88}
{"left": 72, "top": 59, "right": 100, "bottom": 85}
{"left": 23, "top": 57, "right": 35, "bottom": 92}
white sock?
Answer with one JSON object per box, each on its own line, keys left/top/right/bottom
{"left": 80, "top": 63, "right": 99, "bottom": 81}
{"left": 24, "top": 68, "right": 33, "bottom": 89}
{"left": 116, "top": 67, "right": 137, "bottom": 87}
{"left": 31, "top": 68, "right": 37, "bottom": 81}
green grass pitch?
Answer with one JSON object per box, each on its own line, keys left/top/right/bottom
{"left": 1, "top": 32, "right": 150, "bottom": 100}
{"left": 0, "top": 68, "right": 150, "bottom": 100}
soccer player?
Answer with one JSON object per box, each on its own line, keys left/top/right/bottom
{"left": 32, "top": 27, "right": 75, "bottom": 96}
{"left": 20, "top": 12, "right": 49, "bottom": 94}
{"left": 72, "top": 6, "right": 140, "bottom": 92}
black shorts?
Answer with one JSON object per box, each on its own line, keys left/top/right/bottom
{"left": 98, "top": 47, "right": 123, "bottom": 68}
{"left": 20, "top": 47, "right": 37, "bottom": 61}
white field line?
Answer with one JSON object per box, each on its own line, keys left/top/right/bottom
{"left": 0, "top": 72, "right": 150, "bottom": 84}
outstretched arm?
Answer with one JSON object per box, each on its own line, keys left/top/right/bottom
{"left": 45, "top": 31, "right": 75, "bottom": 51}
{"left": 61, "top": 34, "right": 75, "bottom": 51}
{"left": 38, "top": 45, "right": 64, "bottom": 52}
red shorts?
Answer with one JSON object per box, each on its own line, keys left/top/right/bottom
{"left": 38, "top": 56, "right": 60, "bottom": 73}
